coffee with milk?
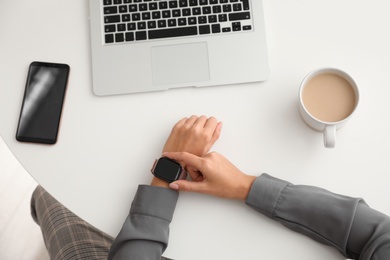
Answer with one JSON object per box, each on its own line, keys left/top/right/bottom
{"left": 302, "top": 73, "right": 356, "bottom": 122}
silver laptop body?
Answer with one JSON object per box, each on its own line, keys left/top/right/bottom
{"left": 88, "top": 0, "right": 269, "bottom": 96}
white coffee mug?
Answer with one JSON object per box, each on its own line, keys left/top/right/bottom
{"left": 299, "top": 68, "right": 359, "bottom": 148}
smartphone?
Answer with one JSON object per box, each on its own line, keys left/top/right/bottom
{"left": 16, "top": 61, "right": 70, "bottom": 144}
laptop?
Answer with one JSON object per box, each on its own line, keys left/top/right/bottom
{"left": 88, "top": 0, "right": 269, "bottom": 96}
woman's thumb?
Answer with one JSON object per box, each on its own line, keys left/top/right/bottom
{"left": 169, "top": 180, "right": 199, "bottom": 192}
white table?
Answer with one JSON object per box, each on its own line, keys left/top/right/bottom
{"left": 1, "top": 0, "right": 390, "bottom": 259}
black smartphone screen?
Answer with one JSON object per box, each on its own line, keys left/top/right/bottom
{"left": 16, "top": 62, "right": 70, "bottom": 144}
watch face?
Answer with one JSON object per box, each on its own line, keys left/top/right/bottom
{"left": 154, "top": 157, "right": 182, "bottom": 182}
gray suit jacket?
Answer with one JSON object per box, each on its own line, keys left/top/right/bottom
{"left": 108, "top": 174, "right": 390, "bottom": 259}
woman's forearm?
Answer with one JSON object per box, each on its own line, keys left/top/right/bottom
{"left": 246, "top": 174, "right": 390, "bottom": 259}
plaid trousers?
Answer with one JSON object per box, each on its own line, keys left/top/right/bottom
{"left": 31, "top": 185, "right": 173, "bottom": 260}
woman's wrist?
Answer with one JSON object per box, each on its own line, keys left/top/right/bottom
{"left": 237, "top": 175, "right": 257, "bottom": 201}
{"left": 150, "top": 177, "right": 170, "bottom": 188}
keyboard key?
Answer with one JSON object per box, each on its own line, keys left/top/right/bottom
{"left": 192, "top": 7, "right": 201, "bottom": 15}
{"left": 172, "top": 9, "right": 181, "bottom": 17}
{"left": 188, "top": 17, "right": 197, "bottom": 24}
{"left": 182, "top": 8, "right": 191, "bottom": 16}
{"left": 162, "top": 10, "right": 171, "bottom": 18}
{"left": 129, "top": 4, "right": 137, "bottom": 12}
{"left": 125, "top": 32, "right": 134, "bottom": 41}
{"left": 104, "top": 6, "right": 117, "bottom": 14}
{"left": 159, "top": 1, "right": 168, "bottom": 9}
{"left": 105, "top": 34, "right": 114, "bottom": 43}
{"left": 142, "top": 12, "right": 151, "bottom": 20}
{"left": 119, "top": 5, "right": 127, "bottom": 12}
{"left": 229, "top": 11, "right": 250, "bottom": 21}
{"left": 168, "top": 19, "right": 177, "bottom": 27}
{"left": 136, "top": 31, "right": 147, "bottom": 40}
{"left": 158, "top": 20, "right": 167, "bottom": 27}
{"left": 148, "top": 21, "right": 157, "bottom": 28}
{"left": 179, "top": 0, "right": 188, "bottom": 7}
{"left": 169, "top": 1, "right": 179, "bottom": 8}
{"left": 212, "top": 5, "right": 222, "bottom": 13}
{"left": 139, "top": 3, "right": 148, "bottom": 11}
{"left": 152, "top": 11, "right": 161, "bottom": 19}
{"left": 115, "top": 33, "right": 124, "bottom": 42}
{"left": 241, "top": 0, "right": 250, "bottom": 10}
{"left": 127, "top": 22, "right": 136, "bottom": 30}
{"left": 218, "top": 13, "right": 227, "bottom": 21}
{"left": 223, "top": 4, "right": 231, "bottom": 12}
{"left": 202, "top": 6, "right": 212, "bottom": 14}
{"left": 105, "top": 15, "right": 121, "bottom": 23}
{"left": 178, "top": 18, "right": 187, "bottom": 26}
{"left": 222, "top": 27, "right": 231, "bottom": 32}
{"left": 199, "top": 24, "right": 211, "bottom": 34}
{"left": 122, "top": 14, "right": 131, "bottom": 21}
{"left": 208, "top": 15, "right": 217, "bottom": 23}
{"left": 243, "top": 25, "right": 251, "bottom": 30}
{"left": 103, "top": 0, "right": 112, "bottom": 5}
{"left": 189, "top": 0, "right": 198, "bottom": 6}
{"left": 105, "top": 24, "right": 116, "bottom": 32}
{"left": 137, "top": 21, "right": 146, "bottom": 30}
{"left": 149, "top": 26, "right": 198, "bottom": 39}
{"left": 149, "top": 2, "right": 158, "bottom": 10}
{"left": 232, "top": 21, "right": 241, "bottom": 31}
{"left": 117, "top": 23, "right": 126, "bottom": 31}
{"left": 233, "top": 3, "right": 241, "bottom": 11}
{"left": 132, "top": 13, "right": 141, "bottom": 20}
{"left": 211, "top": 23, "right": 221, "bottom": 33}
{"left": 198, "top": 16, "right": 207, "bottom": 24}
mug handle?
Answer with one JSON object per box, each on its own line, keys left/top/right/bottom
{"left": 324, "top": 125, "right": 336, "bottom": 148}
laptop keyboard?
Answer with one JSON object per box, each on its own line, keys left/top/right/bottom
{"left": 102, "top": 0, "right": 253, "bottom": 44}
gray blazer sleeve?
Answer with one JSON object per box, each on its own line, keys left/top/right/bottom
{"left": 246, "top": 173, "right": 390, "bottom": 259}
{"left": 108, "top": 185, "right": 179, "bottom": 260}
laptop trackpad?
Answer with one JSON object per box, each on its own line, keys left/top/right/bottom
{"left": 151, "top": 42, "right": 210, "bottom": 86}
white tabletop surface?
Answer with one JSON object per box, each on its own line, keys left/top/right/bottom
{"left": 1, "top": 0, "right": 390, "bottom": 259}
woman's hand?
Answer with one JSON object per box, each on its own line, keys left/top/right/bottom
{"left": 151, "top": 115, "right": 222, "bottom": 188}
{"left": 163, "top": 152, "right": 256, "bottom": 200}
{"left": 162, "top": 115, "right": 222, "bottom": 155}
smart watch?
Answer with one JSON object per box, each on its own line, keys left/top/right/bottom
{"left": 151, "top": 157, "right": 187, "bottom": 183}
